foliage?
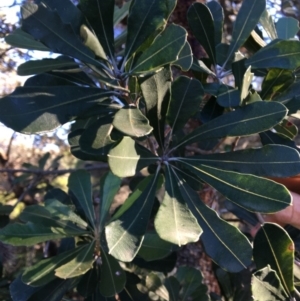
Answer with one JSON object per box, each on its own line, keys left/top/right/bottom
{"left": 1, "top": 0, "right": 300, "bottom": 300}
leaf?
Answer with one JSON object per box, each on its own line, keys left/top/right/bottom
{"left": 254, "top": 223, "right": 295, "bottom": 295}
{"left": 188, "top": 2, "right": 216, "bottom": 64}
{"left": 55, "top": 241, "right": 95, "bottom": 279}
{"left": 78, "top": 0, "right": 115, "bottom": 60}
{"left": 225, "top": 0, "right": 266, "bottom": 69}
{"left": 38, "top": 152, "right": 50, "bottom": 169}
{"left": 68, "top": 170, "right": 95, "bottom": 228}
{"left": 274, "top": 119, "right": 298, "bottom": 140}
{"left": 232, "top": 58, "right": 247, "bottom": 90}
{"left": 99, "top": 171, "right": 122, "bottom": 232}
{"left": 174, "top": 173, "right": 252, "bottom": 272}
{"left": 129, "top": 24, "right": 187, "bottom": 74}
{"left": 112, "top": 107, "right": 153, "bottom": 137}
{"left": 174, "top": 101, "right": 287, "bottom": 150}
{"left": 261, "top": 68, "right": 295, "bottom": 100}
{"left": 124, "top": 0, "right": 176, "bottom": 61}
{"left": 173, "top": 41, "right": 193, "bottom": 71}
{"left": 182, "top": 163, "right": 292, "bottom": 213}
{"left": 0, "top": 86, "right": 114, "bottom": 134}
{"left": 140, "top": 67, "right": 171, "bottom": 148}
{"left": 79, "top": 116, "right": 115, "bottom": 156}
{"left": 108, "top": 137, "right": 158, "bottom": 177}
{"left": 216, "top": 86, "right": 241, "bottom": 107}
{"left": 252, "top": 266, "right": 289, "bottom": 301}
{"left": 10, "top": 276, "right": 41, "bottom": 301}
{"left": 5, "top": 28, "right": 50, "bottom": 51}
{"left": 241, "top": 66, "right": 254, "bottom": 101}
{"left": 0, "top": 223, "right": 80, "bottom": 246}
{"left": 216, "top": 43, "right": 233, "bottom": 69}
{"left": 22, "top": 246, "right": 86, "bottom": 286}
{"left": 207, "top": 1, "right": 224, "bottom": 45}
{"left": 246, "top": 40, "right": 300, "bottom": 70}
{"left": 77, "top": 266, "right": 101, "bottom": 297}
{"left": 105, "top": 173, "right": 160, "bottom": 262}
{"left": 114, "top": 1, "right": 131, "bottom": 25}
{"left": 259, "top": 9, "right": 278, "bottom": 40}
{"left": 138, "top": 231, "right": 179, "bottom": 261}
{"left": 176, "top": 266, "right": 210, "bottom": 301}
{"left": 154, "top": 166, "right": 202, "bottom": 246}
{"left": 167, "top": 76, "right": 203, "bottom": 133}
{"left": 276, "top": 17, "right": 300, "bottom": 40}
{"left": 21, "top": 3, "right": 101, "bottom": 66}
{"left": 179, "top": 145, "right": 300, "bottom": 178}
{"left": 191, "top": 59, "right": 216, "bottom": 77}
{"left": 99, "top": 251, "right": 126, "bottom": 297}
{"left": 164, "top": 277, "right": 180, "bottom": 301}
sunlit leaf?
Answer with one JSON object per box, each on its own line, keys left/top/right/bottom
{"left": 259, "top": 9, "right": 278, "bottom": 40}
{"left": 276, "top": 17, "right": 300, "bottom": 40}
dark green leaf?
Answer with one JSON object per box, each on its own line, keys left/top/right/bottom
{"left": 105, "top": 173, "right": 160, "bottom": 261}
{"left": 21, "top": 3, "right": 101, "bottom": 66}
{"left": 108, "top": 137, "right": 158, "bottom": 177}
{"left": 191, "top": 59, "right": 216, "bottom": 77}
{"left": 183, "top": 163, "right": 291, "bottom": 213}
{"left": 246, "top": 40, "right": 300, "bottom": 70}
{"left": 174, "top": 101, "right": 287, "bottom": 150}
{"left": 188, "top": 2, "right": 216, "bottom": 64}
{"left": 174, "top": 173, "right": 252, "bottom": 272}
{"left": 138, "top": 231, "right": 178, "bottom": 261}
{"left": 276, "top": 17, "right": 300, "bottom": 40}
{"left": 112, "top": 107, "right": 153, "bottom": 137}
{"left": 77, "top": 266, "right": 101, "bottom": 297}
{"left": 274, "top": 119, "right": 298, "bottom": 140}
{"left": 232, "top": 58, "right": 247, "bottom": 90}
{"left": 38, "top": 152, "right": 50, "bottom": 169}
{"left": 179, "top": 145, "right": 300, "bottom": 177}
{"left": 24, "top": 73, "right": 78, "bottom": 87}
{"left": 55, "top": 241, "right": 95, "bottom": 278}
{"left": 259, "top": 9, "right": 278, "bottom": 40}
{"left": 216, "top": 85, "right": 241, "bottom": 107}
{"left": 114, "top": 1, "right": 131, "bottom": 25}
{"left": 167, "top": 76, "right": 203, "bottom": 133}
{"left": 79, "top": 0, "right": 115, "bottom": 60}
{"left": 68, "top": 170, "right": 95, "bottom": 228}
{"left": 216, "top": 43, "right": 233, "bottom": 69}
{"left": 225, "top": 0, "right": 266, "bottom": 69}
{"left": 124, "top": 0, "right": 176, "bottom": 61}
{"left": 5, "top": 28, "right": 50, "bottom": 51}
{"left": 129, "top": 24, "right": 187, "bottom": 74}
{"left": 154, "top": 166, "right": 202, "bottom": 246}
{"left": 207, "top": 1, "right": 224, "bottom": 46}
{"left": 22, "top": 245, "right": 86, "bottom": 286}
{"left": 100, "top": 251, "right": 126, "bottom": 297}
{"left": 261, "top": 68, "right": 295, "bottom": 100}
{"left": 252, "top": 266, "right": 289, "bottom": 301}
{"left": 0, "top": 223, "right": 80, "bottom": 246}
{"left": 254, "top": 223, "right": 295, "bottom": 295}
{"left": 164, "top": 277, "right": 180, "bottom": 301}
{"left": 173, "top": 41, "right": 193, "bottom": 71}
{"left": 0, "top": 86, "right": 113, "bottom": 133}
{"left": 10, "top": 276, "right": 41, "bottom": 301}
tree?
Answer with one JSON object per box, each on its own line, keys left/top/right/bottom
{"left": 0, "top": 0, "right": 300, "bottom": 300}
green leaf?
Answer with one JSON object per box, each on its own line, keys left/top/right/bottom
{"left": 179, "top": 145, "right": 300, "bottom": 178}
{"left": 254, "top": 223, "right": 295, "bottom": 295}
{"left": 225, "top": 0, "right": 266, "bottom": 69}
{"left": 99, "top": 250, "right": 126, "bottom": 297}
{"left": 164, "top": 277, "right": 180, "bottom": 301}
{"left": 216, "top": 86, "right": 241, "bottom": 107}
{"left": 55, "top": 242, "right": 95, "bottom": 279}
{"left": 99, "top": 171, "right": 122, "bottom": 232}
{"left": 140, "top": 67, "right": 171, "bottom": 148}
{"left": 77, "top": 266, "right": 101, "bottom": 297}
{"left": 21, "top": 3, "right": 101, "bottom": 66}
{"left": 79, "top": 116, "right": 115, "bottom": 156}
{"left": 38, "top": 152, "right": 50, "bottom": 169}
{"left": 154, "top": 166, "right": 202, "bottom": 246}
{"left": 105, "top": 172, "right": 160, "bottom": 261}
{"left": 246, "top": 40, "right": 300, "bottom": 70}
{"left": 261, "top": 68, "right": 295, "bottom": 100}
{"left": 207, "top": 1, "right": 224, "bottom": 46}
{"left": 114, "top": 1, "right": 131, "bottom": 25}
{"left": 167, "top": 76, "right": 203, "bottom": 133}
{"left": 274, "top": 119, "right": 298, "bottom": 140}
{"left": 176, "top": 266, "right": 210, "bottom": 301}
{"left": 191, "top": 59, "right": 216, "bottom": 77}
{"left": 216, "top": 43, "right": 233, "bottom": 69}
{"left": 68, "top": 170, "right": 95, "bottom": 228}
{"left": 5, "top": 28, "right": 50, "bottom": 51}
{"left": 112, "top": 107, "right": 153, "bottom": 137}
{"left": 0, "top": 86, "right": 114, "bottom": 134}
{"left": 173, "top": 41, "right": 193, "bottom": 71}
{"left": 174, "top": 101, "right": 287, "bottom": 150}
{"left": 108, "top": 137, "right": 158, "bottom": 177}
{"left": 188, "top": 2, "right": 216, "bottom": 64}
{"left": 183, "top": 163, "right": 291, "bottom": 213}
{"left": 232, "top": 58, "right": 247, "bottom": 90}
{"left": 124, "top": 0, "right": 176, "bottom": 61}
{"left": 129, "top": 24, "right": 187, "bottom": 74}
{"left": 22, "top": 246, "right": 86, "bottom": 286}
{"left": 79, "top": 0, "right": 115, "bottom": 60}
{"left": 252, "top": 266, "right": 289, "bottom": 301}
{"left": 276, "top": 17, "right": 300, "bottom": 40}
{"left": 174, "top": 173, "right": 252, "bottom": 272}
{"left": 0, "top": 223, "right": 80, "bottom": 246}
{"left": 259, "top": 9, "right": 278, "bottom": 40}
{"left": 138, "top": 231, "right": 178, "bottom": 261}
